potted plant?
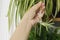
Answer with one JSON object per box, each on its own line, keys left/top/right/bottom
{"left": 8, "top": 0, "right": 60, "bottom": 40}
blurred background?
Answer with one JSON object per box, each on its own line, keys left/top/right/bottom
{"left": 0, "top": 0, "right": 60, "bottom": 40}
{"left": 0, "top": 0, "right": 14, "bottom": 40}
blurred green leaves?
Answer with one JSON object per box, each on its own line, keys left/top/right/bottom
{"left": 8, "top": 0, "right": 60, "bottom": 40}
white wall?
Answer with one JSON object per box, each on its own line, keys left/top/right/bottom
{"left": 0, "top": 0, "right": 10, "bottom": 40}
{"left": 0, "top": 0, "right": 20, "bottom": 40}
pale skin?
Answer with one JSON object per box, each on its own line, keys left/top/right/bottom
{"left": 10, "top": 2, "right": 45, "bottom": 40}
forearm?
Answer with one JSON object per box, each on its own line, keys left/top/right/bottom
{"left": 10, "top": 20, "right": 32, "bottom": 40}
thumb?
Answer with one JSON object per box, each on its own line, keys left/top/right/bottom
{"left": 30, "top": 2, "right": 42, "bottom": 12}
{"left": 27, "top": 2, "right": 42, "bottom": 19}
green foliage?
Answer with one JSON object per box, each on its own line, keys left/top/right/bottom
{"left": 8, "top": 0, "right": 60, "bottom": 40}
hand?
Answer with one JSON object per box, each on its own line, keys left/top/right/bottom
{"left": 10, "top": 2, "right": 45, "bottom": 40}
{"left": 21, "top": 2, "right": 45, "bottom": 27}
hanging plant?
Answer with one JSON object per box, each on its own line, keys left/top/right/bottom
{"left": 8, "top": 0, "right": 60, "bottom": 40}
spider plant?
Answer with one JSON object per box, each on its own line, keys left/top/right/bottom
{"left": 8, "top": 0, "right": 60, "bottom": 40}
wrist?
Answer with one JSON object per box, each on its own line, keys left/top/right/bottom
{"left": 21, "top": 18, "right": 33, "bottom": 26}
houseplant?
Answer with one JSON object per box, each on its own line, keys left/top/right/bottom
{"left": 8, "top": 0, "right": 60, "bottom": 40}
